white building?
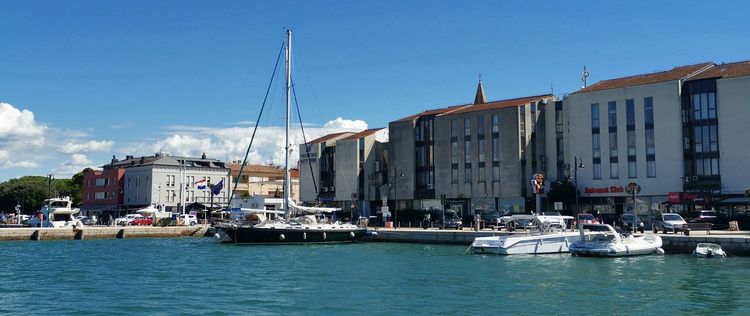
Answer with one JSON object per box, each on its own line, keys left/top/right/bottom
{"left": 564, "top": 61, "right": 750, "bottom": 217}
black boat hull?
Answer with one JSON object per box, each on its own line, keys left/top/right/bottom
{"left": 217, "top": 226, "right": 367, "bottom": 245}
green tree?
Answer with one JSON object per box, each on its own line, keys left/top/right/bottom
{"left": 0, "top": 176, "right": 51, "bottom": 214}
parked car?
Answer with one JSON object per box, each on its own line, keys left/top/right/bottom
{"left": 115, "top": 214, "right": 145, "bottom": 226}
{"left": 131, "top": 217, "right": 154, "bottom": 226}
{"left": 441, "top": 211, "right": 463, "bottom": 230}
{"left": 618, "top": 214, "right": 645, "bottom": 233}
{"left": 175, "top": 214, "right": 198, "bottom": 226}
{"left": 480, "top": 210, "right": 504, "bottom": 230}
{"left": 576, "top": 213, "right": 600, "bottom": 225}
{"left": 75, "top": 215, "right": 96, "bottom": 225}
{"left": 653, "top": 213, "right": 690, "bottom": 235}
{"left": 687, "top": 210, "right": 729, "bottom": 229}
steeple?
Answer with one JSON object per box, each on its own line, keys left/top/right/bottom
{"left": 473, "top": 77, "right": 487, "bottom": 105}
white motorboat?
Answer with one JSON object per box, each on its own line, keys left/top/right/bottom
{"left": 470, "top": 214, "right": 582, "bottom": 255}
{"left": 26, "top": 197, "right": 83, "bottom": 228}
{"left": 693, "top": 243, "right": 726, "bottom": 258}
{"left": 569, "top": 224, "right": 664, "bottom": 257}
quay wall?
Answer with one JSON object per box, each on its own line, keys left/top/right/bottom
{"left": 366, "top": 228, "right": 750, "bottom": 256}
{"left": 0, "top": 226, "right": 209, "bottom": 241}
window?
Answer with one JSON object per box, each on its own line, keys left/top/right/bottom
{"left": 478, "top": 140, "right": 485, "bottom": 163}
{"left": 492, "top": 138, "right": 499, "bottom": 162}
{"left": 478, "top": 166, "right": 485, "bottom": 182}
{"left": 644, "top": 97, "right": 656, "bottom": 177}
{"left": 451, "top": 142, "right": 458, "bottom": 164}
{"left": 451, "top": 119, "right": 457, "bottom": 138}
{"left": 451, "top": 168, "right": 458, "bottom": 184}
{"left": 464, "top": 118, "right": 471, "bottom": 138}
{"left": 492, "top": 166, "right": 500, "bottom": 181}
{"left": 492, "top": 114, "right": 499, "bottom": 133}
{"left": 477, "top": 116, "right": 485, "bottom": 138}
{"left": 628, "top": 161, "right": 637, "bottom": 178}
{"left": 593, "top": 163, "right": 602, "bottom": 180}
{"left": 465, "top": 142, "right": 472, "bottom": 166}
{"left": 591, "top": 104, "right": 600, "bottom": 129}
{"left": 610, "top": 162, "right": 619, "bottom": 179}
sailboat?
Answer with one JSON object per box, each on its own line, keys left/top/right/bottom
{"left": 213, "top": 30, "right": 367, "bottom": 244}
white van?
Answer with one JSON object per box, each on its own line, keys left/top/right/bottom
{"left": 174, "top": 214, "right": 198, "bottom": 226}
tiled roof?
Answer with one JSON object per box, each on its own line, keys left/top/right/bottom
{"left": 307, "top": 132, "right": 356, "bottom": 144}
{"left": 445, "top": 94, "right": 553, "bottom": 115}
{"left": 690, "top": 60, "right": 750, "bottom": 80}
{"left": 342, "top": 128, "right": 384, "bottom": 140}
{"left": 394, "top": 103, "right": 472, "bottom": 122}
{"left": 575, "top": 62, "right": 713, "bottom": 94}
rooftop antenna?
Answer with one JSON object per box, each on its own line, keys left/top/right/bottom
{"left": 581, "top": 66, "right": 590, "bottom": 88}
{"left": 550, "top": 83, "right": 554, "bottom": 96}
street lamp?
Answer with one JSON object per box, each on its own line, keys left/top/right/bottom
{"left": 392, "top": 169, "right": 404, "bottom": 228}
{"left": 573, "top": 157, "right": 584, "bottom": 213}
{"left": 47, "top": 174, "right": 54, "bottom": 227}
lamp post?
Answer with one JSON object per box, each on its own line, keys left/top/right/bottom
{"left": 47, "top": 174, "right": 54, "bottom": 227}
{"left": 393, "top": 169, "right": 404, "bottom": 228}
{"left": 573, "top": 156, "right": 584, "bottom": 213}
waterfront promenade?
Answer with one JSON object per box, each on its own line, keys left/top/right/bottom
{"left": 366, "top": 227, "right": 750, "bottom": 255}
{"left": 0, "top": 225, "right": 209, "bottom": 241}
{"left": 3, "top": 224, "right": 750, "bottom": 256}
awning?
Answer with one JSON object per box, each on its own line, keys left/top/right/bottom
{"left": 717, "top": 197, "right": 750, "bottom": 205}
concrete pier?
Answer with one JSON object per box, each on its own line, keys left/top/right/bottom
{"left": 365, "top": 228, "right": 750, "bottom": 255}
{"left": 0, "top": 225, "right": 209, "bottom": 241}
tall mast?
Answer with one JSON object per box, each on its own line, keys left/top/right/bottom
{"left": 283, "top": 29, "right": 292, "bottom": 218}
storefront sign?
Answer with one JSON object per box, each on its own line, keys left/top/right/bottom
{"left": 584, "top": 186, "right": 625, "bottom": 194}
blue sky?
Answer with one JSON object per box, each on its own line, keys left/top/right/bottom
{"left": 1, "top": 1, "right": 748, "bottom": 181}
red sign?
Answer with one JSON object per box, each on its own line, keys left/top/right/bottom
{"left": 668, "top": 192, "right": 680, "bottom": 204}
{"left": 584, "top": 186, "right": 625, "bottom": 194}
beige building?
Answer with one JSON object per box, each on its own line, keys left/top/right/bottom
{"left": 298, "top": 129, "right": 389, "bottom": 218}
{"left": 228, "top": 163, "right": 299, "bottom": 202}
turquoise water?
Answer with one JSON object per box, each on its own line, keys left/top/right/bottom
{"left": 1, "top": 238, "right": 749, "bottom": 315}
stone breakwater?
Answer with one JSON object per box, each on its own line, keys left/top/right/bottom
{"left": 0, "top": 225, "right": 209, "bottom": 241}
{"left": 365, "top": 228, "right": 750, "bottom": 256}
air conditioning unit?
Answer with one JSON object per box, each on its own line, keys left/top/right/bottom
{"left": 692, "top": 176, "right": 699, "bottom": 181}
{"left": 427, "top": 183, "right": 434, "bottom": 189}
{"left": 322, "top": 187, "right": 328, "bottom": 192}
{"left": 373, "top": 161, "right": 380, "bottom": 172}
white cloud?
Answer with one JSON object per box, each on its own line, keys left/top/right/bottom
{"left": 0, "top": 102, "right": 47, "bottom": 138}
{"left": 0, "top": 103, "right": 110, "bottom": 179}
{"left": 59, "top": 140, "right": 114, "bottom": 154}
{"left": 323, "top": 117, "right": 368, "bottom": 130}
{"left": 51, "top": 154, "right": 95, "bottom": 176}
{"left": 118, "top": 117, "right": 368, "bottom": 168}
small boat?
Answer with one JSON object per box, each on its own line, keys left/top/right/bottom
{"left": 693, "top": 243, "right": 726, "bottom": 258}
{"left": 470, "top": 214, "right": 582, "bottom": 255}
{"left": 569, "top": 224, "right": 664, "bottom": 257}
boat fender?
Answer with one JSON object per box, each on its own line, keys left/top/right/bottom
{"left": 349, "top": 231, "right": 355, "bottom": 238}
{"left": 323, "top": 232, "right": 326, "bottom": 240}
{"left": 213, "top": 233, "right": 221, "bottom": 239}
{"left": 279, "top": 234, "right": 285, "bottom": 241}
{"left": 656, "top": 248, "right": 665, "bottom": 255}
{"left": 303, "top": 232, "right": 307, "bottom": 240}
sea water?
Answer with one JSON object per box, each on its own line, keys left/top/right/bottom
{"left": 1, "top": 238, "right": 749, "bottom": 315}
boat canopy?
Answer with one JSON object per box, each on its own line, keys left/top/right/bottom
{"left": 287, "top": 198, "right": 340, "bottom": 214}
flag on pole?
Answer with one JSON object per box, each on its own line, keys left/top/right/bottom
{"left": 212, "top": 179, "right": 224, "bottom": 195}
{"left": 195, "top": 178, "right": 206, "bottom": 190}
